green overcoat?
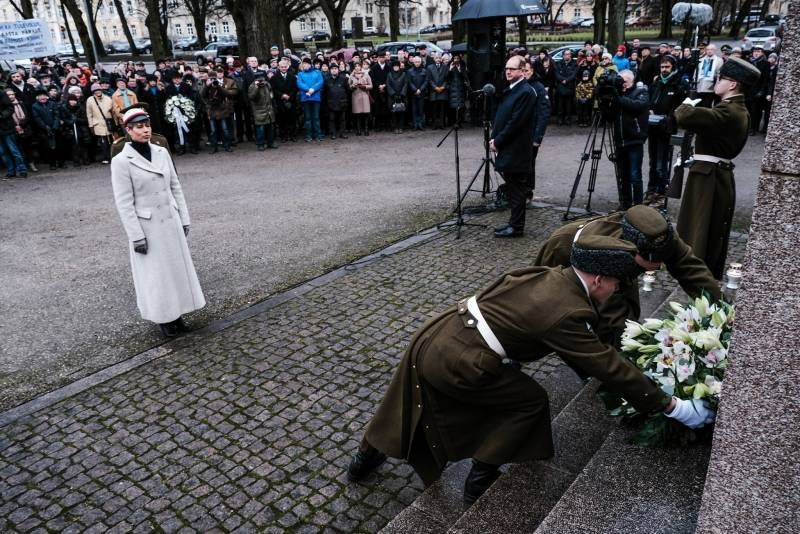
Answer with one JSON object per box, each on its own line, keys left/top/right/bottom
{"left": 364, "top": 266, "right": 669, "bottom": 485}
{"left": 535, "top": 213, "right": 721, "bottom": 345}
{"left": 674, "top": 94, "right": 750, "bottom": 279}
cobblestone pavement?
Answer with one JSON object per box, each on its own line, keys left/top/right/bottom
{"left": 0, "top": 207, "right": 748, "bottom": 533}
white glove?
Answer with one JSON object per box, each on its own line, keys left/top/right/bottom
{"left": 664, "top": 397, "right": 716, "bottom": 429}
{"left": 681, "top": 97, "right": 702, "bottom": 107}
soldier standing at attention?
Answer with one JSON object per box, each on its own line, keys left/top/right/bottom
{"left": 346, "top": 236, "right": 714, "bottom": 506}
{"left": 673, "top": 56, "right": 760, "bottom": 279}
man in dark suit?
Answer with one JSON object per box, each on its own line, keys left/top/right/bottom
{"left": 491, "top": 55, "right": 536, "bottom": 238}
{"left": 270, "top": 59, "right": 299, "bottom": 142}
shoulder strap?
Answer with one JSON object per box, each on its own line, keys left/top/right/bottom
{"left": 93, "top": 96, "right": 110, "bottom": 121}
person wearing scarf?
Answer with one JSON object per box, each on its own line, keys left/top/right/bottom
{"left": 644, "top": 55, "right": 688, "bottom": 207}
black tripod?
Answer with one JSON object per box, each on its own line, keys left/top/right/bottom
{"left": 437, "top": 107, "right": 488, "bottom": 239}
{"left": 463, "top": 92, "right": 496, "bottom": 199}
{"left": 564, "top": 108, "right": 623, "bottom": 221}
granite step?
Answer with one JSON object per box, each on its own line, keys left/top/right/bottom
{"left": 531, "top": 426, "right": 711, "bottom": 534}
{"left": 447, "top": 378, "right": 616, "bottom": 533}
{"left": 379, "top": 359, "right": 586, "bottom": 534}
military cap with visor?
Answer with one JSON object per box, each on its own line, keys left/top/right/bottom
{"left": 719, "top": 56, "right": 761, "bottom": 88}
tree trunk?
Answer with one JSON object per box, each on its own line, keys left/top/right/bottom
{"left": 143, "top": 0, "right": 169, "bottom": 59}
{"left": 60, "top": 3, "right": 78, "bottom": 56}
{"left": 593, "top": 0, "right": 607, "bottom": 45}
{"left": 730, "top": 0, "right": 755, "bottom": 38}
{"left": 225, "top": 0, "right": 283, "bottom": 59}
{"left": 8, "top": 0, "right": 34, "bottom": 18}
{"left": 658, "top": 0, "right": 673, "bottom": 39}
{"left": 61, "top": 0, "right": 98, "bottom": 67}
{"left": 318, "top": 1, "right": 350, "bottom": 50}
{"left": 518, "top": 16, "right": 527, "bottom": 47}
{"left": 606, "top": 0, "right": 626, "bottom": 51}
{"left": 112, "top": 0, "right": 139, "bottom": 56}
{"left": 389, "top": 0, "right": 400, "bottom": 42}
{"left": 191, "top": 10, "right": 208, "bottom": 48}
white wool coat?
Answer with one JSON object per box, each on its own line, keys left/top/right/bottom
{"left": 111, "top": 143, "right": 205, "bottom": 323}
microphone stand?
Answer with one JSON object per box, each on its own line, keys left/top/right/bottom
{"left": 437, "top": 106, "right": 488, "bottom": 239}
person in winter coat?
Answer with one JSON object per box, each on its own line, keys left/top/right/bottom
{"left": 270, "top": 60, "right": 299, "bottom": 142}
{"left": 86, "top": 82, "right": 114, "bottom": 163}
{"left": 349, "top": 64, "right": 373, "bottom": 136}
{"left": 522, "top": 59, "right": 551, "bottom": 201}
{"left": 407, "top": 56, "right": 428, "bottom": 130}
{"left": 296, "top": 58, "right": 324, "bottom": 142}
{"left": 59, "top": 94, "right": 92, "bottom": 166}
{"left": 111, "top": 107, "right": 205, "bottom": 338}
{"left": 554, "top": 49, "right": 578, "bottom": 125}
{"left": 31, "top": 89, "right": 63, "bottom": 169}
{"left": 324, "top": 64, "right": 350, "bottom": 139}
{"left": 645, "top": 55, "right": 687, "bottom": 206}
{"left": 446, "top": 54, "right": 467, "bottom": 126}
{"left": 201, "top": 66, "right": 238, "bottom": 152}
{"left": 426, "top": 53, "right": 449, "bottom": 129}
{"left": 612, "top": 70, "right": 650, "bottom": 208}
{"left": 574, "top": 70, "right": 595, "bottom": 126}
{"left": 386, "top": 61, "right": 408, "bottom": 134}
{"left": 247, "top": 71, "right": 277, "bottom": 150}
{"left": 0, "top": 89, "right": 30, "bottom": 178}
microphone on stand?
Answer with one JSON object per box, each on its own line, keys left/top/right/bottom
{"left": 472, "top": 83, "right": 496, "bottom": 96}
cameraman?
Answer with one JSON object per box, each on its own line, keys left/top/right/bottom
{"left": 201, "top": 66, "right": 237, "bottom": 153}
{"left": 611, "top": 70, "right": 649, "bottom": 209}
{"left": 645, "top": 55, "right": 687, "bottom": 207}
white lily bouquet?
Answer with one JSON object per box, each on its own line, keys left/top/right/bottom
{"left": 603, "top": 294, "right": 734, "bottom": 446}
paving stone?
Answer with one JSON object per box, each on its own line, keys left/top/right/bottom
{"left": 0, "top": 208, "right": 748, "bottom": 532}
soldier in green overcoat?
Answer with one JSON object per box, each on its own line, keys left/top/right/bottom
{"left": 673, "top": 56, "right": 760, "bottom": 279}
{"left": 535, "top": 205, "right": 720, "bottom": 346}
{"left": 347, "top": 236, "right": 715, "bottom": 505}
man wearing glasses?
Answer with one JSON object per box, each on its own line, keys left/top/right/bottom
{"left": 673, "top": 56, "right": 760, "bottom": 279}
{"left": 490, "top": 56, "right": 537, "bottom": 238}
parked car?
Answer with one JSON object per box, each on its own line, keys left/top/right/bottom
{"left": 55, "top": 43, "right": 84, "bottom": 56}
{"left": 173, "top": 37, "right": 199, "bottom": 51}
{"left": 194, "top": 41, "right": 240, "bottom": 62}
{"left": 419, "top": 24, "right": 438, "bottom": 34}
{"left": 580, "top": 18, "right": 595, "bottom": 28}
{"left": 374, "top": 41, "right": 444, "bottom": 59}
{"left": 742, "top": 26, "right": 782, "bottom": 51}
{"left": 134, "top": 38, "right": 152, "bottom": 54}
{"left": 343, "top": 28, "right": 353, "bottom": 39}
{"left": 105, "top": 40, "right": 131, "bottom": 54}
{"left": 303, "top": 30, "right": 330, "bottom": 42}
{"left": 570, "top": 17, "right": 593, "bottom": 29}
{"left": 548, "top": 45, "right": 584, "bottom": 62}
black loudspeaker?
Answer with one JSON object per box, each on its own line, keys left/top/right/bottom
{"left": 467, "top": 18, "right": 506, "bottom": 71}
{"left": 352, "top": 17, "right": 364, "bottom": 39}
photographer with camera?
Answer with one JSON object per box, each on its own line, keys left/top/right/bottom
{"left": 610, "top": 70, "right": 650, "bottom": 209}
{"left": 645, "top": 55, "right": 688, "bottom": 207}
{"left": 247, "top": 71, "right": 276, "bottom": 150}
{"left": 201, "top": 66, "right": 237, "bottom": 153}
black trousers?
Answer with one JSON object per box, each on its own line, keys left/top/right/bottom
{"left": 556, "top": 94, "right": 573, "bottom": 123}
{"left": 502, "top": 171, "right": 528, "bottom": 231}
{"left": 526, "top": 145, "right": 540, "bottom": 193}
{"left": 329, "top": 109, "right": 346, "bottom": 136}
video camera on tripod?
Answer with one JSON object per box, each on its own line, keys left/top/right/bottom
{"left": 594, "top": 70, "right": 624, "bottom": 112}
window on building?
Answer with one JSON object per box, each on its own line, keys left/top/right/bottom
{"left": 574, "top": 8, "right": 581, "bottom": 18}
{"left": 127, "top": 0, "right": 134, "bottom": 15}
{"left": 209, "top": 22, "right": 217, "bottom": 34}
{"left": 169, "top": 0, "right": 178, "bottom": 7}
{"left": 107, "top": 1, "right": 114, "bottom": 15}
{"left": 187, "top": 23, "right": 194, "bottom": 36}
{"left": 175, "top": 24, "right": 182, "bottom": 35}
{"left": 366, "top": 17, "right": 373, "bottom": 27}
{"left": 320, "top": 19, "right": 326, "bottom": 30}
{"left": 131, "top": 25, "right": 137, "bottom": 36}
{"left": 310, "top": 18, "right": 316, "bottom": 30}
{"left": 366, "top": 2, "right": 373, "bottom": 14}
{"left": 103, "top": 27, "right": 109, "bottom": 39}
{"left": 299, "top": 18, "right": 307, "bottom": 31}
{"left": 112, "top": 25, "right": 119, "bottom": 37}
{"left": 222, "top": 21, "right": 229, "bottom": 34}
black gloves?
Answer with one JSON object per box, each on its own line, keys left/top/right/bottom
{"left": 183, "top": 225, "right": 190, "bottom": 236}
{"left": 133, "top": 238, "right": 148, "bottom": 254}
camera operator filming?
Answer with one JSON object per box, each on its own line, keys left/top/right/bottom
{"left": 611, "top": 70, "right": 650, "bottom": 209}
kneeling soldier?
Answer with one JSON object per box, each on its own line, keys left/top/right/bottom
{"left": 347, "top": 235, "right": 715, "bottom": 505}
{"left": 535, "top": 205, "right": 720, "bottom": 347}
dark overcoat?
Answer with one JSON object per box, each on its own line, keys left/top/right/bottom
{"left": 535, "top": 213, "right": 720, "bottom": 345}
{"left": 364, "top": 266, "right": 669, "bottom": 485}
{"left": 491, "top": 80, "right": 536, "bottom": 173}
{"left": 674, "top": 94, "right": 750, "bottom": 279}
{"left": 426, "top": 63, "right": 449, "bottom": 102}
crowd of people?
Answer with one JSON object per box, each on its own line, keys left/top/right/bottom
{"left": 0, "top": 38, "right": 779, "bottom": 184}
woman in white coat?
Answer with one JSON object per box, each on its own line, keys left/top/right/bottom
{"left": 111, "top": 107, "right": 205, "bottom": 337}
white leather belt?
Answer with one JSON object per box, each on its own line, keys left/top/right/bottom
{"left": 693, "top": 154, "right": 732, "bottom": 164}
{"left": 466, "top": 296, "right": 507, "bottom": 358}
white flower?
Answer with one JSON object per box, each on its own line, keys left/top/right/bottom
{"left": 704, "top": 375, "right": 723, "bottom": 396}
{"left": 623, "top": 320, "right": 648, "bottom": 340}
{"left": 701, "top": 347, "right": 727, "bottom": 367}
{"left": 669, "top": 301, "right": 685, "bottom": 314}
{"left": 693, "top": 295, "right": 711, "bottom": 317}
{"left": 642, "top": 318, "right": 664, "bottom": 331}
{"left": 655, "top": 328, "right": 674, "bottom": 347}
{"left": 621, "top": 337, "right": 644, "bottom": 352}
{"left": 675, "top": 357, "right": 696, "bottom": 382}
{"left": 693, "top": 327, "right": 723, "bottom": 350}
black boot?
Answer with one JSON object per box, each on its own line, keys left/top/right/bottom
{"left": 632, "top": 183, "right": 644, "bottom": 206}
{"left": 463, "top": 460, "right": 500, "bottom": 506}
{"left": 159, "top": 322, "right": 179, "bottom": 338}
{"left": 347, "top": 443, "right": 386, "bottom": 481}
{"left": 171, "top": 317, "right": 190, "bottom": 333}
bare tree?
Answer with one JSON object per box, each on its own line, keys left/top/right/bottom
{"left": 224, "top": 0, "right": 283, "bottom": 58}
{"left": 112, "top": 0, "right": 139, "bottom": 55}
{"left": 593, "top": 0, "right": 607, "bottom": 44}
{"left": 6, "top": 0, "right": 34, "bottom": 18}
{"left": 729, "top": 0, "right": 755, "bottom": 37}
{"left": 317, "top": 0, "right": 351, "bottom": 49}
{"left": 141, "top": 0, "right": 170, "bottom": 58}
{"left": 283, "top": 0, "right": 318, "bottom": 48}
{"left": 606, "top": 0, "right": 625, "bottom": 50}
{"left": 60, "top": 0, "right": 102, "bottom": 67}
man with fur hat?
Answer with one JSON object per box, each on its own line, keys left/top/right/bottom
{"left": 111, "top": 107, "right": 205, "bottom": 338}
{"left": 346, "top": 235, "right": 715, "bottom": 505}
{"left": 673, "top": 56, "right": 758, "bottom": 279}
{"left": 535, "top": 205, "right": 719, "bottom": 346}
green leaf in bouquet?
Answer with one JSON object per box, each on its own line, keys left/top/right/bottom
{"left": 693, "top": 382, "right": 711, "bottom": 399}
{"left": 682, "top": 384, "right": 695, "bottom": 396}
{"left": 638, "top": 344, "right": 661, "bottom": 354}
